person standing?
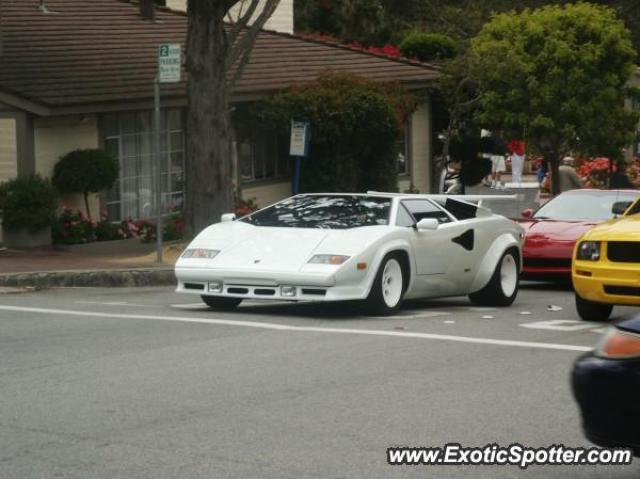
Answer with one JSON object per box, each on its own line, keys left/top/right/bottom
{"left": 558, "top": 156, "right": 583, "bottom": 192}
{"left": 508, "top": 139, "right": 526, "bottom": 185}
{"left": 610, "top": 160, "right": 635, "bottom": 189}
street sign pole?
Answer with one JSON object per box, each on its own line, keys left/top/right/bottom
{"left": 293, "top": 157, "right": 302, "bottom": 195}
{"left": 290, "top": 121, "right": 310, "bottom": 195}
{"left": 154, "top": 76, "right": 163, "bottom": 264}
{"left": 155, "top": 43, "right": 181, "bottom": 264}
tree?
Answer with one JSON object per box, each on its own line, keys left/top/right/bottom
{"left": 186, "top": 0, "right": 280, "bottom": 233}
{"left": 469, "top": 3, "right": 638, "bottom": 195}
{"left": 257, "top": 73, "right": 416, "bottom": 193}
{"left": 53, "top": 149, "right": 119, "bottom": 220}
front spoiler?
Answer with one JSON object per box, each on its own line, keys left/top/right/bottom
{"left": 175, "top": 267, "right": 368, "bottom": 302}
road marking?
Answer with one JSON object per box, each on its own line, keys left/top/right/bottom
{"left": 0, "top": 304, "right": 592, "bottom": 353}
{"left": 520, "top": 320, "right": 598, "bottom": 332}
{"left": 370, "top": 312, "right": 450, "bottom": 320}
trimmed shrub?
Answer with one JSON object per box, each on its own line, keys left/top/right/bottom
{"left": 53, "top": 148, "right": 119, "bottom": 219}
{"left": 400, "top": 32, "right": 458, "bottom": 62}
{"left": 0, "top": 175, "right": 57, "bottom": 232}
{"left": 256, "top": 73, "right": 416, "bottom": 193}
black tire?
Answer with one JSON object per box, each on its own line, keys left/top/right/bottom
{"left": 365, "top": 253, "right": 406, "bottom": 316}
{"left": 575, "top": 293, "right": 612, "bottom": 322}
{"left": 201, "top": 295, "right": 242, "bottom": 310}
{"left": 469, "top": 248, "right": 520, "bottom": 307}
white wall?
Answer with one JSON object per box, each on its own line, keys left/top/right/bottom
{"left": 0, "top": 118, "right": 17, "bottom": 183}
{"left": 166, "top": 0, "right": 294, "bottom": 34}
{"left": 34, "top": 115, "right": 101, "bottom": 215}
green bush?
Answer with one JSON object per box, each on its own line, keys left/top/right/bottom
{"left": 53, "top": 149, "right": 119, "bottom": 219}
{"left": 0, "top": 175, "right": 57, "bottom": 232}
{"left": 256, "top": 73, "right": 416, "bottom": 193}
{"left": 400, "top": 32, "right": 458, "bottom": 62}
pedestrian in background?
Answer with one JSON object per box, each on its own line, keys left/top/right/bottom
{"left": 559, "top": 156, "right": 583, "bottom": 192}
{"left": 508, "top": 139, "right": 526, "bottom": 186}
{"left": 610, "top": 160, "right": 635, "bottom": 189}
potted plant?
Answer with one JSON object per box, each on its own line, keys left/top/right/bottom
{"left": 0, "top": 175, "right": 57, "bottom": 248}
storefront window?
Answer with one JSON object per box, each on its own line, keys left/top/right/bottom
{"left": 102, "top": 109, "right": 184, "bottom": 221}
{"left": 397, "top": 126, "right": 410, "bottom": 176}
{"left": 235, "top": 122, "right": 289, "bottom": 183}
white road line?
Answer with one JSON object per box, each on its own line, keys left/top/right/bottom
{"left": 0, "top": 304, "right": 592, "bottom": 353}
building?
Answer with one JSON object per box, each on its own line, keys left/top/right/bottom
{"left": 0, "top": 0, "right": 440, "bottom": 224}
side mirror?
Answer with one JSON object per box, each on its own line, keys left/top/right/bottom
{"left": 612, "top": 201, "right": 632, "bottom": 216}
{"left": 521, "top": 208, "right": 534, "bottom": 219}
{"left": 221, "top": 213, "right": 237, "bottom": 223}
{"left": 416, "top": 218, "right": 439, "bottom": 231}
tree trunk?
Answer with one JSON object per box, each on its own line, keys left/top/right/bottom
{"left": 185, "top": 1, "right": 234, "bottom": 234}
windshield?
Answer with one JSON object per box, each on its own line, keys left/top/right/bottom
{"left": 241, "top": 195, "right": 392, "bottom": 229}
{"left": 534, "top": 191, "right": 640, "bottom": 221}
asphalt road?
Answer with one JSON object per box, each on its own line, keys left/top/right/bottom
{"left": 1, "top": 283, "right": 638, "bottom": 479}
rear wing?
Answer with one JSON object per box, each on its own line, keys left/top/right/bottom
{"left": 367, "top": 192, "right": 518, "bottom": 218}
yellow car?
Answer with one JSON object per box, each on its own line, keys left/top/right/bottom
{"left": 573, "top": 198, "right": 640, "bottom": 321}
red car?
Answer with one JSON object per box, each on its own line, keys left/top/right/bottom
{"left": 518, "top": 189, "right": 640, "bottom": 278}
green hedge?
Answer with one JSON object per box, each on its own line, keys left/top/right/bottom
{"left": 0, "top": 175, "right": 57, "bottom": 232}
{"left": 256, "top": 73, "right": 416, "bottom": 193}
{"left": 400, "top": 32, "right": 458, "bottom": 62}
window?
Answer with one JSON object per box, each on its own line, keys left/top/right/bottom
{"left": 402, "top": 199, "right": 453, "bottom": 224}
{"left": 102, "top": 109, "right": 184, "bottom": 221}
{"left": 396, "top": 125, "right": 410, "bottom": 176}
{"left": 241, "top": 195, "right": 392, "bottom": 229}
{"left": 235, "top": 123, "right": 289, "bottom": 183}
{"left": 396, "top": 204, "right": 415, "bottom": 227}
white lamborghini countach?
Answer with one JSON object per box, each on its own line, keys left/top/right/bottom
{"left": 175, "top": 193, "right": 524, "bottom": 315}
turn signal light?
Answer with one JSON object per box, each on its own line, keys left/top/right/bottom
{"left": 596, "top": 328, "right": 640, "bottom": 359}
{"left": 357, "top": 262, "right": 368, "bottom": 271}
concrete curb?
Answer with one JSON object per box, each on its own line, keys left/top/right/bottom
{"left": 0, "top": 268, "right": 176, "bottom": 289}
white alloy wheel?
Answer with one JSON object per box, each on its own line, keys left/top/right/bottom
{"left": 382, "top": 258, "right": 403, "bottom": 308}
{"left": 500, "top": 253, "right": 518, "bottom": 298}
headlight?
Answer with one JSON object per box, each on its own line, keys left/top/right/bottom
{"left": 596, "top": 328, "right": 640, "bottom": 359}
{"left": 181, "top": 249, "right": 220, "bottom": 259}
{"left": 308, "top": 254, "right": 350, "bottom": 265}
{"left": 576, "top": 241, "right": 601, "bottom": 261}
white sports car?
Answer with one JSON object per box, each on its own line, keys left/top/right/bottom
{"left": 175, "top": 193, "right": 524, "bottom": 315}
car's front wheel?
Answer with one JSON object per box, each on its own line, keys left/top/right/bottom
{"left": 365, "top": 253, "right": 406, "bottom": 316}
{"left": 575, "top": 293, "right": 612, "bottom": 322}
{"left": 201, "top": 296, "right": 242, "bottom": 310}
{"left": 469, "top": 248, "right": 520, "bottom": 307}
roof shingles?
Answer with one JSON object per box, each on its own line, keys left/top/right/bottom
{"left": 0, "top": 0, "right": 440, "bottom": 111}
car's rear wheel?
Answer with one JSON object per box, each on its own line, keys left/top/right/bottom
{"left": 201, "top": 296, "right": 242, "bottom": 310}
{"left": 469, "top": 248, "right": 520, "bottom": 307}
{"left": 575, "top": 293, "right": 612, "bottom": 322}
{"left": 365, "top": 253, "right": 405, "bottom": 316}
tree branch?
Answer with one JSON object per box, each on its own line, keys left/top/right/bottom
{"left": 227, "top": 0, "right": 281, "bottom": 69}
{"left": 227, "top": 0, "right": 261, "bottom": 48}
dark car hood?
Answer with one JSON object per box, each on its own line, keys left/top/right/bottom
{"left": 617, "top": 315, "right": 640, "bottom": 335}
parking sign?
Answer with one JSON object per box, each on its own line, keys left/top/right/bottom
{"left": 158, "top": 44, "right": 181, "bottom": 83}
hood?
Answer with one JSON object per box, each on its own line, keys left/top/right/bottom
{"left": 185, "top": 222, "right": 389, "bottom": 273}
{"left": 520, "top": 219, "right": 599, "bottom": 243}
{"left": 582, "top": 215, "right": 640, "bottom": 242}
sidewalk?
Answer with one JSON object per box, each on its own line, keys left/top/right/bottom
{"left": 0, "top": 243, "right": 184, "bottom": 289}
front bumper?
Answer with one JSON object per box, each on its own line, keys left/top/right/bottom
{"left": 572, "top": 353, "right": 640, "bottom": 453}
{"left": 175, "top": 266, "right": 369, "bottom": 302}
{"left": 573, "top": 260, "right": 640, "bottom": 306}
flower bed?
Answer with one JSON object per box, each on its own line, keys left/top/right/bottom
{"left": 576, "top": 157, "right": 640, "bottom": 188}
{"left": 52, "top": 207, "right": 185, "bottom": 245}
